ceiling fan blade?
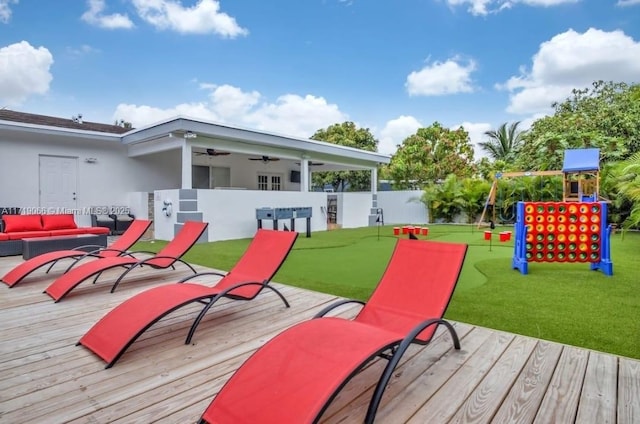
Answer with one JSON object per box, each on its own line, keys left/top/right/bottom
{"left": 296, "top": 161, "right": 324, "bottom": 166}
{"left": 249, "top": 156, "right": 279, "bottom": 162}
{"left": 206, "top": 148, "right": 230, "bottom": 156}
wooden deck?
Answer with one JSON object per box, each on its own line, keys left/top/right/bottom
{"left": 0, "top": 254, "right": 638, "bottom": 423}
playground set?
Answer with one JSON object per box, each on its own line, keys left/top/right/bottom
{"left": 480, "top": 148, "right": 613, "bottom": 276}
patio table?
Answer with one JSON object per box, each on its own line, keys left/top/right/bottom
{"left": 22, "top": 234, "right": 108, "bottom": 260}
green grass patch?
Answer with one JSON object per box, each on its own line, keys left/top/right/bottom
{"left": 134, "top": 224, "right": 640, "bottom": 359}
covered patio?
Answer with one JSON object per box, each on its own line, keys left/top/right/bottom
{"left": 122, "top": 116, "right": 390, "bottom": 193}
{"left": 0, "top": 254, "right": 637, "bottom": 423}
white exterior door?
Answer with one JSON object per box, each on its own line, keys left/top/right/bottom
{"left": 39, "top": 155, "right": 78, "bottom": 210}
{"left": 257, "top": 173, "right": 282, "bottom": 191}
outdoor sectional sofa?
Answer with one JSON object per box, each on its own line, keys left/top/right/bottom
{"left": 0, "top": 214, "right": 110, "bottom": 256}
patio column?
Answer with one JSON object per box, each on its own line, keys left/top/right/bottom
{"left": 371, "top": 167, "right": 378, "bottom": 194}
{"left": 300, "top": 159, "right": 309, "bottom": 192}
{"left": 181, "top": 141, "right": 192, "bottom": 189}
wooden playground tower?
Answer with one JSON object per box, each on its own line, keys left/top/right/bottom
{"left": 478, "top": 148, "right": 603, "bottom": 227}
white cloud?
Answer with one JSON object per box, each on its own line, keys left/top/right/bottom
{"left": 206, "top": 84, "right": 260, "bottom": 120}
{"left": 519, "top": 0, "right": 577, "bottom": 5}
{"left": 377, "top": 115, "right": 422, "bottom": 155}
{"left": 0, "top": 41, "right": 53, "bottom": 106}
{"left": 617, "top": 0, "right": 640, "bottom": 6}
{"left": 446, "top": 0, "right": 493, "bottom": 15}
{"left": 0, "top": 0, "right": 18, "bottom": 23}
{"left": 113, "top": 102, "right": 217, "bottom": 125}
{"left": 454, "top": 121, "right": 493, "bottom": 159}
{"left": 406, "top": 56, "right": 476, "bottom": 96}
{"left": 445, "top": 0, "right": 577, "bottom": 16}
{"left": 113, "top": 84, "right": 348, "bottom": 138}
{"left": 81, "top": 0, "right": 134, "bottom": 29}
{"left": 499, "top": 28, "right": 640, "bottom": 115}
{"left": 132, "top": 0, "right": 248, "bottom": 37}
{"left": 66, "top": 44, "right": 100, "bottom": 56}
{"left": 245, "top": 94, "right": 347, "bottom": 137}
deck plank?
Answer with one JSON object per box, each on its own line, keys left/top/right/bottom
{"left": 575, "top": 351, "right": 617, "bottom": 424}
{"left": 447, "top": 335, "right": 538, "bottom": 424}
{"left": 618, "top": 357, "right": 640, "bottom": 424}
{"left": 0, "top": 254, "right": 638, "bottom": 423}
{"left": 533, "top": 346, "right": 589, "bottom": 424}
{"left": 406, "top": 331, "right": 515, "bottom": 423}
{"left": 490, "top": 340, "right": 563, "bottom": 424}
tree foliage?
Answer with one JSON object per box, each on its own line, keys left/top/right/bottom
{"left": 114, "top": 119, "right": 133, "bottom": 129}
{"left": 385, "top": 122, "right": 475, "bottom": 189}
{"left": 459, "top": 178, "right": 491, "bottom": 223}
{"left": 609, "top": 152, "right": 640, "bottom": 230}
{"left": 479, "top": 121, "right": 524, "bottom": 162}
{"left": 516, "top": 81, "right": 640, "bottom": 171}
{"left": 310, "top": 122, "right": 378, "bottom": 191}
{"left": 420, "top": 175, "right": 490, "bottom": 223}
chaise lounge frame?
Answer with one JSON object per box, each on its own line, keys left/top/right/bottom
{"left": 43, "top": 221, "right": 208, "bottom": 302}
{"left": 77, "top": 228, "right": 298, "bottom": 368}
{"left": 199, "top": 238, "right": 468, "bottom": 424}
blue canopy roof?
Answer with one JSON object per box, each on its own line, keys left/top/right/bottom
{"left": 562, "top": 148, "right": 600, "bottom": 172}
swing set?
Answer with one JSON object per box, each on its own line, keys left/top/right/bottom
{"left": 477, "top": 170, "right": 564, "bottom": 228}
{"left": 477, "top": 148, "right": 605, "bottom": 229}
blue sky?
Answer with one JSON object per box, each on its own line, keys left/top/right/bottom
{"left": 1, "top": 0, "right": 639, "bottom": 157}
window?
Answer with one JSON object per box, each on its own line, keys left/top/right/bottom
{"left": 258, "top": 175, "right": 268, "bottom": 190}
{"left": 192, "top": 166, "right": 231, "bottom": 189}
{"left": 271, "top": 175, "right": 281, "bottom": 191}
{"left": 258, "top": 174, "right": 282, "bottom": 191}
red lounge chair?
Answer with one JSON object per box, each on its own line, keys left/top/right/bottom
{"left": 78, "top": 229, "right": 298, "bottom": 368}
{"left": 199, "top": 239, "right": 468, "bottom": 424}
{"left": 44, "top": 221, "right": 208, "bottom": 302}
{"left": 1, "top": 220, "right": 152, "bottom": 288}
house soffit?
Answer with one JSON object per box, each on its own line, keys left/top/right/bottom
{"left": 121, "top": 116, "right": 390, "bottom": 167}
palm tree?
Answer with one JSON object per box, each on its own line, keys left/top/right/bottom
{"left": 615, "top": 152, "right": 640, "bottom": 231}
{"left": 480, "top": 121, "right": 524, "bottom": 162}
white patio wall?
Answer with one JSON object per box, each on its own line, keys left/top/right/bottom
{"left": 153, "top": 189, "right": 180, "bottom": 241}
{"left": 149, "top": 189, "right": 433, "bottom": 242}
{"left": 377, "top": 190, "right": 428, "bottom": 225}
{"left": 153, "top": 189, "right": 329, "bottom": 242}
{"left": 336, "top": 193, "right": 374, "bottom": 228}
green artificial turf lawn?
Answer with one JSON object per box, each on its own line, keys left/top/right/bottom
{"left": 134, "top": 225, "right": 640, "bottom": 360}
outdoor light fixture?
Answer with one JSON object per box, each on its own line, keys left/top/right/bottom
{"left": 184, "top": 131, "right": 197, "bottom": 139}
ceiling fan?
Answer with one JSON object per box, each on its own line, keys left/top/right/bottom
{"left": 296, "top": 161, "right": 325, "bottom": 166}
{"left": 194, "top": 148, "right": 231, "bottom": 156}
{"left": 249, "top": 156, "right": 280, "bottom": 163}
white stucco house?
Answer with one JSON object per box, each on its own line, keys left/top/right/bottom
{"left": 0, "top": 109, "right": 428, "bottom": 242}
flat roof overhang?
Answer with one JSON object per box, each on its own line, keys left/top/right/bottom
{"left": 121, "top": 116, "right": 390, "bottom": 167}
